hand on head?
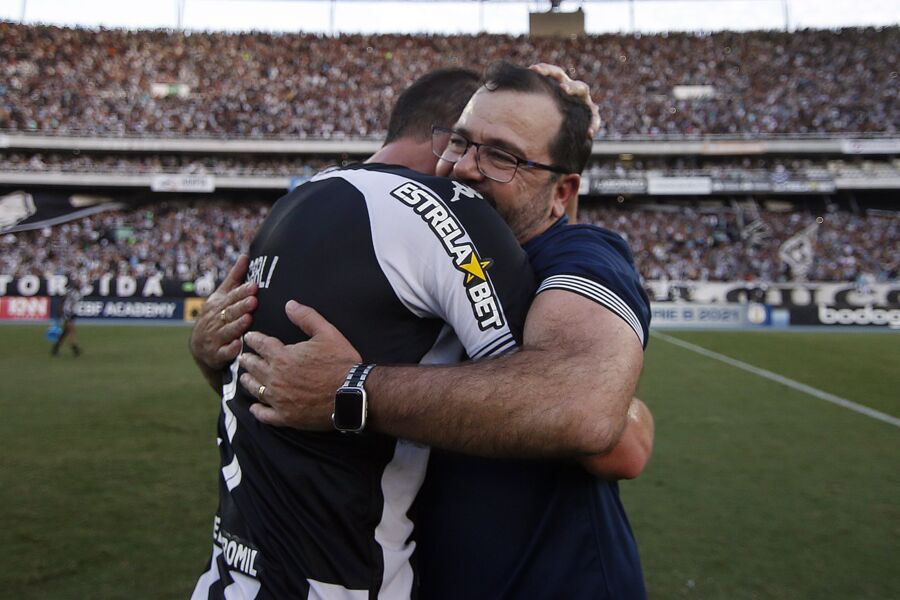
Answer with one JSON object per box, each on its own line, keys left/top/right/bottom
{"left": 529, "top": 63, "right": 601, "bottom": 139}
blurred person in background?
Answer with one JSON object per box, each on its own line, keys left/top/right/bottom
{"left": 51, "top": 277, "right": 83, "bottom": 357}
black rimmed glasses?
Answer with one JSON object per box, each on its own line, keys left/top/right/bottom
{"left": 431, "top": 125, "right": 570, "bottom": 184}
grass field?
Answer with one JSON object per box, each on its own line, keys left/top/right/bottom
{"left": 1, "top": 324, "right": 898, "bottom": 599}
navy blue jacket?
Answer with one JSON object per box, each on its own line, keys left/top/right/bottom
{"left": 416, "top": 217, "right": 651, "bottom": 600}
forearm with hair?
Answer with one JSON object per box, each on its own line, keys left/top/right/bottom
{"left": 366, "top": 293, "right": 641, "bottom": 458}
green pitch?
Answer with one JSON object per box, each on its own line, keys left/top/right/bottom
{"left": 1, "top": 325, "right": 898, "bottom": 599}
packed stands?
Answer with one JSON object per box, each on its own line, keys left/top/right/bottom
{"left": 3, "top": 152, "right": 898, "bottom": 184}
{"left": 2, "top": 22, "right": 897, "bottom": 291}
{"left": 4, "top": 200, "right": 896, "bottom": 284}
{"left": 2, "top": 201, "right": 268, "bottom": 283}
{"left": 1, "top": 22, "right": 897, "bottom": 138}
{"left": 582, "top": 204, "right": 899, "bottom": 283}
{"left": 0, "top": 151, "right": 331, "bottom": 177}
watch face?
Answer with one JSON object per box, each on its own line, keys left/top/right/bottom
{"left": 334, "top": 388, "right": 366, "bottom": 431}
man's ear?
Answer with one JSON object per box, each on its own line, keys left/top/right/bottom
{"left": 550, "top": 173, "right": 581, "bottom": 222}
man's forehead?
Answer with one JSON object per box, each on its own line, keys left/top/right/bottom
{"left": 455, "top": 88, "right": 561, "bottom": 158}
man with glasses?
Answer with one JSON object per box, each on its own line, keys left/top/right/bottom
{"left": 236, "top": 61, "right": 652, "bottom": 598}
{"left": 431, "top": 125, "right": 572, "bottom": 182}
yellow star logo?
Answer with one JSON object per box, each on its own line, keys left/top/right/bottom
{"left": 459, "top": 252, "right": 492, "bottom": 284}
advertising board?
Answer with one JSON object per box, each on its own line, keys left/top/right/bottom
{"left": 150, "top": 174, "right": 215, "bottom": 193}
{"left": 789, "top": 305, "right": 900, "bottom": 329}
{"left": 73, "top": 298, "right": 184, "bottom": 321}
{"left": 646, "top": 176, "right": 712, "bottom": 195}
{"left": 650, "top": 303, "right": 752, "bottom": 329}
{"left": 0, "top": 296, "right": 50, "bottom": 320}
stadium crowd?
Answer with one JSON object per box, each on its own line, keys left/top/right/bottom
{"left": 0, "top": 151, "right": 331, "bottom": 177}
{"left": 3, "top": 152, "right": 898, "bottom": 182}
{"left": 1, "top": 22, "right": 897, "bottom": 138}
{"left": 1, "top": 201, "right": 268, "bottom": 284}
{"left": 4, "top": 201, "right": 896, "bottom": 284}
{"left": 582, "top": 205, "right": 899, "bottom": 282}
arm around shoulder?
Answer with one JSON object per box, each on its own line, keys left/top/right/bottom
{"left": 366, "top": 289, "right": 644, "bottom": 458}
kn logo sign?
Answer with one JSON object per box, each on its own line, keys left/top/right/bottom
{"left": 0, "top": 296, "right": 50, "bottom": 320}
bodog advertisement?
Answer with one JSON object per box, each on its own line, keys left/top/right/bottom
{"left": 647, "top": 281, "right": 900, "bottom": 329}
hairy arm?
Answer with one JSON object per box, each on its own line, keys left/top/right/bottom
{"left": 244, "top": 290, "right": 643, "bottom": 459}
{"left": 365, "top": 290, "right": 642, "bottom": 457}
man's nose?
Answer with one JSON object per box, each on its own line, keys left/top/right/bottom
{"left": 453, "top": 145, "right": 483, "bottom": 183}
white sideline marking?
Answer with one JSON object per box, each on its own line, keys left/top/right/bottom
{"left": 653, "top": 331, "right": 900, "bottom": 429}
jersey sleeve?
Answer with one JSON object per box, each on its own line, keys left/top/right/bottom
{"left": 316, "top": 167, "right": 535, "bottom": 360}
{"left": 528, "top": 225, "right": 651, "bottom": 348}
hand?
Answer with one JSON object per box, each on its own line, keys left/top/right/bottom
{"left": 189, "top": 255, "right": 258, "bottom": 373}
{"left": 240, "top": 301, "right": 362, "bottom": 430}
{"left": 529, "top": 62, "right": 601, "bottom": 138}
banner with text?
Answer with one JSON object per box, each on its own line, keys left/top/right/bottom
{"left": 644, "top": 281, "right": 900, "bottom": 310}
{"left": 789, "top": 305, "right": 900, "bottom": 329}
{"left": 150, "top": 174, "right": 215, "bottom": 193}
{"left": 72, "top": 298, "right": 184, "bottom": 320}
{"left": 0, "top": 296, "right": 51, "bottom": 320}
{"left": 650, "top": 303, "right": 752, "bottom": 329}
{"left": 0, "top": 274, "right": 219, "bottom": 299}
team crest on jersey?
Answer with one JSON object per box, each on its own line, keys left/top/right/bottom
{"left": 391, "top": 181, "right": 505, "bottom": 331}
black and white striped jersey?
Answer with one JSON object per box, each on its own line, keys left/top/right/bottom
{"left": 192, "top": 163, "right": 535, "bottom": 600}
{"left": 61, "top": 289, "right": 81, "bottom": 320}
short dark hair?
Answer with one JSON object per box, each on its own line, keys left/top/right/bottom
{"left": 482, "top": 60, "right": 592, "bottom": 175}
{"left": 384, "top": 68, "right": 481, "bottom": 145}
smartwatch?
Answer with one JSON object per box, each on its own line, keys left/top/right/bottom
{"left": 332, "top": 363, "right": 376, "bottom": 433}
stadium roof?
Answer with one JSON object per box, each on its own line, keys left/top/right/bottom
{"left": 2, "top": 0, "right": 898, "bottom": 34}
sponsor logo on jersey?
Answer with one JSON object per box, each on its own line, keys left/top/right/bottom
{"left": 449, "top": 180, "right": 483, "bottom": 203}
{"left": 391, "top": 181, "right": 505, "bottom": 330}
{"left": 213, "top": 516, "right": 261, "bottom": 578}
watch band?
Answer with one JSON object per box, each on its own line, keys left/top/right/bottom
{"left": 342, "top": 363, "right": 376, "bottom": 389}
{"left": 333, "top": 363, "right": 376, "bottom": 433}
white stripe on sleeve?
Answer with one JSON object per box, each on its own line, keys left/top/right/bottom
{"left": 536, "top": 274, "right": 644, "bottom": 346}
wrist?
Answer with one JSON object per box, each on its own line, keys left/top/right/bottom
{"left": 333, "top": 363, "right": 376, "bottom": 433}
